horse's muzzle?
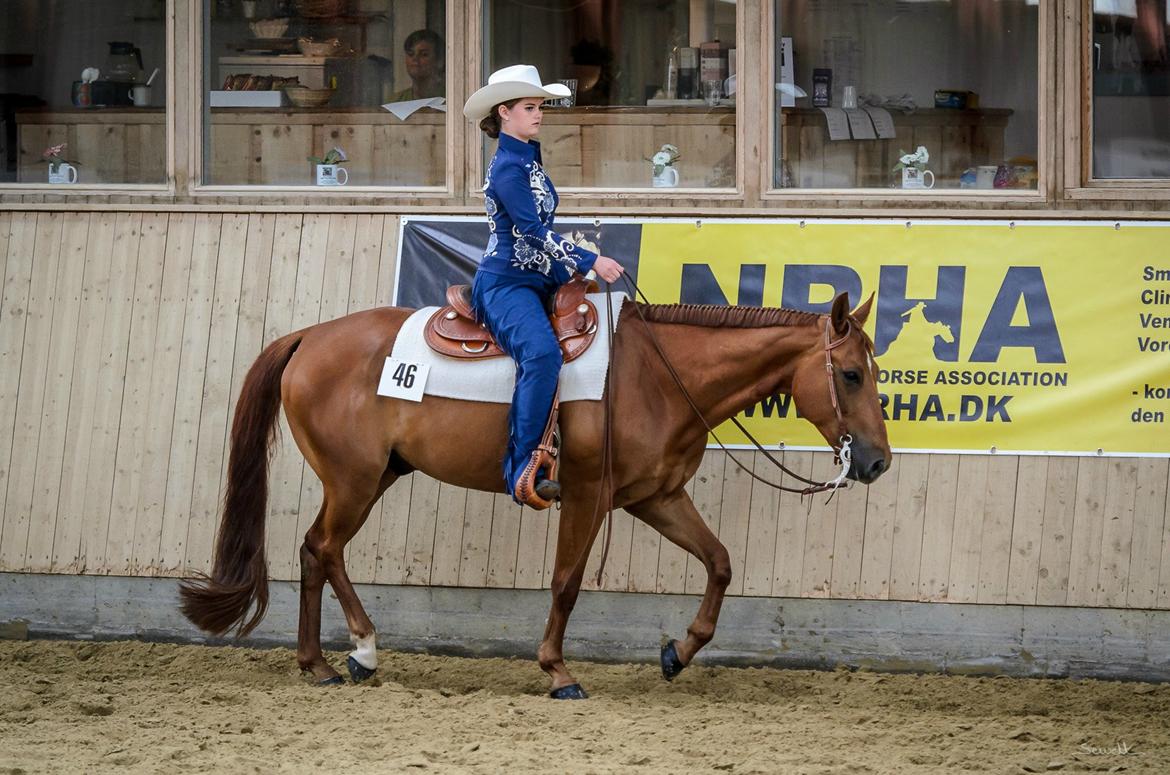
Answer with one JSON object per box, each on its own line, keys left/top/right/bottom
{"left": 845, "top": 438, "right": 891, "bottom": 484}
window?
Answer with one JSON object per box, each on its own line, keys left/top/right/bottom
{"left": 1091, "top": 0, "right": 1170, "bottom": 179}
{"left": 773, "top": 0, "right": 1040, "bottom": 192}
{"left": 483, "top": 0, "right": 738, "bottom": 189}
{"left": 2, "top": 1, "right": 169, "bottom": 186}
{"left": 202, "top": 0, "right": 446, "bottom": 187}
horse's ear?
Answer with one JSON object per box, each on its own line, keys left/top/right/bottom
{"left": 830, "top": 292, "right": 851, "bottom": 335}
{"left": 852, "top": 293, "right": 875, "bottom": 327}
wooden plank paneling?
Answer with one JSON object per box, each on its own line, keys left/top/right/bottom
{"left": 800, "top": 453, "right": 843, "bottom": 597}
{"left": 101, "top": 214, "right": 168, "bottom": 574}
{"left": 1035, "top": 457, "right": 1080, "bottom": 606}
{"left": 742, "top": 453, "right": 781, "bottom": 596}
{"left": 976, "top": 456, "right": 1020, "bottom": 605}
{"left": 0, "top": 210, "right": 1166, "bottom": 614}
{"left": 1096, "top": 458, "right": 1139, "bottom": 608}
{"left": 857, "top": 457, "right": 901, "bottom": 599}
{"left": 154, "top": 214, "right": 225, "bottom": 575}
{"left": 1066, "top": 457, "right": 1110, "bottom": 606}
{"left": 887, "top": 453, "right": 929, "bottom": 601}
{"left": 49, "top": 213, "right": 116, "bottom": 572}
{"left": 180, "top": 214, "right": 249, "bottom": 576}
{"left": 829, "top": 468, "right": 870, "bottom": 600}
{"left": 1127, "top": 458, "right": 1169, "bottom": 608}
{"left": 0, "top": 213, "right": 64, "bottom": 570}
{"left": 917, "top": 455, "right": 960, "bottom": 601}
{"left": 127, "top": 214, "right": 197, "bottom": 575}
{"left": 76, "top": 213, "right": 141, "bottom": 574}
{"left": 1005, "top": 456, "right": 1050, "bottom": 605}
{"left": 947, "top": 455, "right": 991, "bottom": 604}
{"left": 23, "top": 214, "right": 89, "bottom": 571}
{"left": 772, "top": 451, "right": 814, "bottom": 597}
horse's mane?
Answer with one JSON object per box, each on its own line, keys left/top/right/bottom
{"left": 635, "top": 303, "right": 823, "bottom": 329}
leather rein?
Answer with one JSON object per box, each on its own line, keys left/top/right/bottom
{"left": 586, "top": 274, "right": 862, "bottom": 586}
{"left": 618, "top": 274, "right": 859, "bottom": 497}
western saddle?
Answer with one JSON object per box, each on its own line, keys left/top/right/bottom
{"left": 423, "top": 275, "right": 601, "bottom": 362}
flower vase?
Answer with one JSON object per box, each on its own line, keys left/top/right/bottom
{"left": 315, "top": 164, "right": 348, "bottom": 186}
{"left": 48, "top": 163, "right": 78, "bottom": 184}
{"left": 652, "top": 166, "right": 679, "bottom": 188}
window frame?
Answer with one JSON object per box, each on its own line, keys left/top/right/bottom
{"left": 1063, "top": 0, "right": 1170, "bottom": 200}
{"left": 760, "top": 0, "right": 1056, "bottom": 206}
{"left": 469, "top": 0, "right": 749, "bottom": 201}
{"left": 0, "top": 0, "right": 178, "bottom": 195}
{"left": 188, "top": 0, "right": 462, "bottom": 199}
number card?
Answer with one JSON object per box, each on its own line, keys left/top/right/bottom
{"left": 377, "top": 357, "right": 430, "bottom": 402}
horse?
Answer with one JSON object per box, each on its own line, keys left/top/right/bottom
{"left": 180, "top": 290, "right": 891, "bottom": 696}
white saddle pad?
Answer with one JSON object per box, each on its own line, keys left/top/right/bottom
{"left": 390, "top": 291, "right": 627, "bottom": 404}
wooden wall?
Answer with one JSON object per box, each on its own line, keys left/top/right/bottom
{"left": 1, "top": 210, "right": 1168, "bottom": 609}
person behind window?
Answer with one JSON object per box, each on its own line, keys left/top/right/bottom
{"left": 389, "top": 29, "right": 444, "bottom": 102}
{"left": 462, "top": 64, "right": 625, "bottom": 509}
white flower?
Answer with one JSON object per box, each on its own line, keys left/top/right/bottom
{"left": 899, "top": 146, "right": 929, "bottom": 167}
{"left": 652, "top": 151, "right": 672, "bottom": 166}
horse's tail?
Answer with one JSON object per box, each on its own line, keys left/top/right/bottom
{"left": 178, "top": 331, "right": 303, "bottom": 637}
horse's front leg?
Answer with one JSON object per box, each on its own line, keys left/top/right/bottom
{"left": 538, "top": 485, "right": 606, "bottom": 699}
{"left": 626, "top": 488, "right": 732, "bottom": 680}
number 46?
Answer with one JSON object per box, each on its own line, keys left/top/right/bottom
{"left": 392, "top": 362, "right": 417, "bottom": 389}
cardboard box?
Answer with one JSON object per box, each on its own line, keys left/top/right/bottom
{"left": 934, "top": 90, "right": 979, "bottom": 109}
{"left": 209, "top": 90, "right": 284, "bottom": 107}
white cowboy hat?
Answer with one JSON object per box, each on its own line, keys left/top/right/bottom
{"left": 462, "top": 64, "right": 570, "bottom": 121}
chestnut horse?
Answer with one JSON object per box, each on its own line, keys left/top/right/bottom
{"left": 180, "top": 291, "right": 891, "bottom": 696}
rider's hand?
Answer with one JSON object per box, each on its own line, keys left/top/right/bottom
{"left": 592, "top": 255, "right": 625, "bottom": 284}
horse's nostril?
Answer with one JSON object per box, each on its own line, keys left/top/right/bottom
{"left": 868, "top": 459, "right": 886, "bottom": 478}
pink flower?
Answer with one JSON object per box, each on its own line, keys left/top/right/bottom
{"left": 43, "top": 143, "right": 67, "bottom": 160}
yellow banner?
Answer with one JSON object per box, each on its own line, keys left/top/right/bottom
{"left": 636, "top": 220, "right": 1170, "bottom": 455}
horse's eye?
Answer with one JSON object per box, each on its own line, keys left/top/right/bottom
{"left": 843, "top": 369, "right": 863, "bottom": 386}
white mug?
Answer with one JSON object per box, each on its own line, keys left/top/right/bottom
{"left": 901, "top": 167, "right": 935, "bottom": 189}
{"left": 315, "top": 163, "right": 348, "bottom": 186}
{"left": 975, "top": 165, "right": 997, "bottom": 189}
{"left": 129, "top": 85, "right": 151, "bottom": 107}
{"left": 48, "top": 162, "right": 78, "bottom": 184}
{"left": 652, "top": 166, "right": 679, "bottom": 188}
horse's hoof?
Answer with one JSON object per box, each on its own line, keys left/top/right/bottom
{"left": 661, "top": 640, "right": 686, "bottom": 681}
{"left": 347, "top": 656, "right": 376, "bottom": 683}
{"left": 319, "top": 675, "right": 345, "bottom": 686}
{"left": 549, "top": 683, "right": 589, "bottom": 700}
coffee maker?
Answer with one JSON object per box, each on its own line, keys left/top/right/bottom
{"left": 75, "top": 42, "right": 143, "bottom": 106}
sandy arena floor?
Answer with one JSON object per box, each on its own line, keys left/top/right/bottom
{"left": 0, "top": 639, "right": 1166, "bottom": 774}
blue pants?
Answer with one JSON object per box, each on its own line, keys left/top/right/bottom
{"left": 472, "top": 270, "right": 563, "bottom": 494}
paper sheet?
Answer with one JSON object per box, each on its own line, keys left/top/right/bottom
{"left": 382, "top": 97, "right": 447, "bottom": 121}
{"left": 844, "top": 108, "right": 877, "bottom": 140}
{"left": 862, "top": 105, "right": 896, "bottom": 139}
{"left": 819, "top": 107, "right": 851, "bottom": 141}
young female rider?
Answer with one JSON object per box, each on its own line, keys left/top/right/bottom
{"left": 462, "top": 65, "right": 625, "bottom": 508}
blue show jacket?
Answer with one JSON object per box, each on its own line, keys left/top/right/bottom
{"left": 478, "top": 134, "right": 598, "bottom": 283}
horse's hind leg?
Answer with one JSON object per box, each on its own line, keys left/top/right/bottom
{"left": 298, "top": 466, "right": 396, "bottom": 684}
{"left": 625, "top": 489, "right": 732, "bottom": 681}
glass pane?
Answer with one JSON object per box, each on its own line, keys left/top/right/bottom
{"left": 203, "top": 0, "right": 446, "bottom": 187}
{"left": 774, "top": 0, "right": 1040, "bottom": 191}
{"left": 483, "top": 0, "right": 737, "bottom": 189}
{"left": 1091, "top": 0, "right": 1170, "bottom": 178}
{"left": 3, "top": 1, "right": 169, "bottom": 185}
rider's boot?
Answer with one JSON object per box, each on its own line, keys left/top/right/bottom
{"left": 515, "top": 396, "right": 561, "bottom": 510}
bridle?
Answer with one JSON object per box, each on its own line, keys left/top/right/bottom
{"left": 585, "top": 273, "right": 867, "bottom": 585}
{"left": 620, "top": 274, "right": 865, "bottom": 497}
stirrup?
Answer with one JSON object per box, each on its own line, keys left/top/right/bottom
{"left": 515, "top": 396, "right": 561, "bottom": 510}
